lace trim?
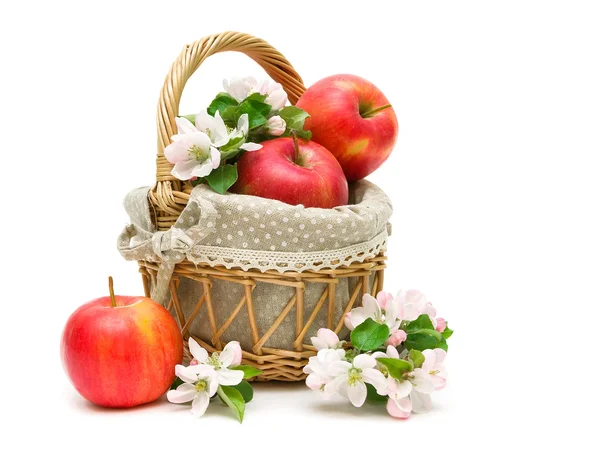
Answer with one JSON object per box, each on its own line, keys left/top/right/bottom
{"left": 187, "top": 230, "right": 389, "bottom": 273}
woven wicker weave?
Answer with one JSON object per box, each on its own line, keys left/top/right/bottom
{"left": 141, "top": 31, "right": 387, "bottom": 381}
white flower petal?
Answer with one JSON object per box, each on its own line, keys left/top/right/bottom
{"left": 353, "top": 354, "right": 377, "bottom": 370}
{"left": 216, "top": 368, "right": 244, "bottom": 386}
{"left": 324, "top": 374, "right": 347, "bottom": 397}
{"left": 191, "top": 160, "right": 214, "bottom": 178}
{"left": 386, "top": 345, "right": 400, "bottom": 359}
{"left": 188, "top": 338, "right": 208, "bottom": 363}
{"left": 410, "top": 391, "right": 432, "bottom": 413}
{"left": 387, "top": 397, "right": 412, "bottom": 419}
{"left": 347, "top": 381, "right": 367, "bottom": 407}
{"left": 219, "top": 341, "right": 238, "bottom": 367}
{"left": 191, "top": 392, "right": 210, "bottom": 417}
{"left": 306, "top": 372, "right": 327, "bottom": 390}
{"left": 318, "top": 328, "right": 340, "bottom": 348}
{"left": 412, "top": 368, "right": 435, "bottom": 394}
{"left": 328, "top": 361, "right": 352, "bottom": 377}
{"left": 175, "top": 117, "right": 197, "bottom": 135}
{"left": 185, "top": 131, "right": 212, "bottom": 150}
{"left": 237, "top": 114, "right": 249, "bottom": 136}
{"left": 207, "top": 376, "right": 219, "bottom": 397}
{"left": 175, "top": 364, "right": 199, "bottom": 383}
{"left": 166, "top": 383, "right": 196, "bottom": 403}
{"left": 388, "top": 377, "right": 413, "bottom": 399}
{"left": 362, "top": 368, "right": 387, "bottom": 395}
{"left": 210, "top": 147, "right": 221, "bottom": 169}
{"left": 240, "top": 142, "right": 262, "bottom": 151}
{"left": 164, "top": 141, "right": 190, "bottom": 164}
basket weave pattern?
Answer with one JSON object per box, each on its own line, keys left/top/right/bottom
{"left": 142, "top": 31, "right": 387, "bottom": 381}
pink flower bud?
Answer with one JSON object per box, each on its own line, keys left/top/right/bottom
{"left": 344, "top": 312, "right": 354, "bottom": 330}
{"left": 229, "top": 341, "right": 243, "bottom": 366}
{"left": 436, "top": 318, "right": 447, "bottom": 333}
{"left": 387, "top": 397, "right": 412, "bottom": 419}
{"left": 266, "top": 115, "right": 286, "bottom": 136}
{"left": 385, "top": 329, "right": 407, "bottom": 347}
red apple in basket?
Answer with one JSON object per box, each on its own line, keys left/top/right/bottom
{"left": 231, "top": 134, "right": 348, "bottom": 208}
{"left": 61, "top": 277, "right": 183, "bottom": 408}
{"left": 296, "top": 74, "right": 399, "bottom": 181}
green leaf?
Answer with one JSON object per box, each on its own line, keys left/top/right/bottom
{"left": 404, "top": 329, "right": 443, "bottom": 352}
{"left": 218, "top": 385, "right": 245, "bottom": 423}
{"left": 207, "top": 93, "right": 239, "bottom": 117}
{"left": 231, "top": 365, "right": 262, "bottom": 380}
{"left": 350, "top": 318, "right": 390, "bottom": 352}
{"left": 408, "top": 349, "right": 425, "bottom": 368}
{"left": 376, "top": 357, "right": 413, "bottom": 380}
{"left": 278, "top": 106, "right": 310, "bottom": 131}
{"left": 169, "top": 377, "right": 184, "bottom": 390}
{"left": 219, "top": 135, "right": 245, "bottom": 153}
{"left": 404, "top": 314, "right": 435, "bottom": 333}
{"left": 232, "top": 381, "right": 254, "bottom": 403}
{"left": 436, "top": 336, "right": 449, "bottom": 352}
{"left": 441, "top": 324, "right": 454, "bottom": 340}
{"left": 220, "top": 105, "right": 238, "bottom": 125}
{"left": 365, "top": 383, "right": 388, "bottom": 405}
{"left": 245, "top": 92, "right": 267, "bottom": 103}
{"left": 238, "top": 100, "right": 271, "bottom": 129}
{"left": 205, "top": 164, "right": 238, "bottom": 194}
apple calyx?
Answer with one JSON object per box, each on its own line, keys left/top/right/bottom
{"left": 360, "top": 103, "right": 392, "bottom": 118}
{"left": 108, "top": 276, "right": 117, "bottom": 308}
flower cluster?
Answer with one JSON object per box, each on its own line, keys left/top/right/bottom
{"left": 167, "top": 338, "right": 262, "bottom": 422}
{"left": 165, "top": 76, "right": 312, "bottom": 194}
{"left": 304, "top": 290, "right": 453, "bottom": 419}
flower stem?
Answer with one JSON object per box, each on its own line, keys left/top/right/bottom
{"left": 361, "top": 104, "right": 392, "bottom": 118}
{"left": 108, "top": 276, "right": 117, "bottom": 308}
{"left": 291, "top": 130, "right": 300, "bottom": 161}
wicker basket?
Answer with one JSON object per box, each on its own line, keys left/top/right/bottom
{"left": 138, "top": 31, "right": 388, "bottom": 381}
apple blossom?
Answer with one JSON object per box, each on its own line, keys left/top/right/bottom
{"left": 223, "top": 76, "right": 288, "bottom": 110}
{"left": 187, "top": 338, "right": 244, "bottom": 386}
{"left": 395, "top": 289, "right": 429, "bottom": 322}
{"left": 223, "top": 76, "right": 258, "bottom": 102}
{"left": 167, "top": 364, "right": 218, "bottom": 417}
{"left": 265, "top": 115, "right": 286, "bottom": 136}
{"left": 349, "top": 293, "right": 401, "bottom": 331}
{"left": 324, "top": 354, "right": 387, "bottom": 407}
{"left": 164, "top": 119, "right": 220, "bottom": 180}
{"left": 303, "top": 348, "right": 345, "bottom": 390}
{"left": 254, "top": 79, "right": 288, "bottom": 110}
{"left": 311, "top": 328, "right": 343, "bottom": 351}
{"left": 421, "top": 348, "right": 448, "bottom": 390}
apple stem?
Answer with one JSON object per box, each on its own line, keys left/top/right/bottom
{"left": 108, "top": 276, "right": 117, "bottom": 308}
{"left": 362, "top": 103, "right": 392, "bottom": 118}
{"left": 291, "top": 130, "right": 300, "bottom": 161}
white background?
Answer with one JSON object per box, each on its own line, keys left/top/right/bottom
{"left": 1, "top": 1, "right": 598, "bottom": 448}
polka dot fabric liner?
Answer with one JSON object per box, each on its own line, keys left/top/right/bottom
{"left": 118, "top": 180, "right": 392, "bottom": 304}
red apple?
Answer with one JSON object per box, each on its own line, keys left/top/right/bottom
{"left": 61, "top": 278, "right": 183, "bottom": 408}
{"left": 231, "top": 136, "right": 348, "bottom": 208}
{"left": 296, "top": 74, "right": 399, "bottom": 181}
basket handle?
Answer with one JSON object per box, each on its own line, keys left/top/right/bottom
{"left": 155, "top": 31, "right": 306, "bottom": 183}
